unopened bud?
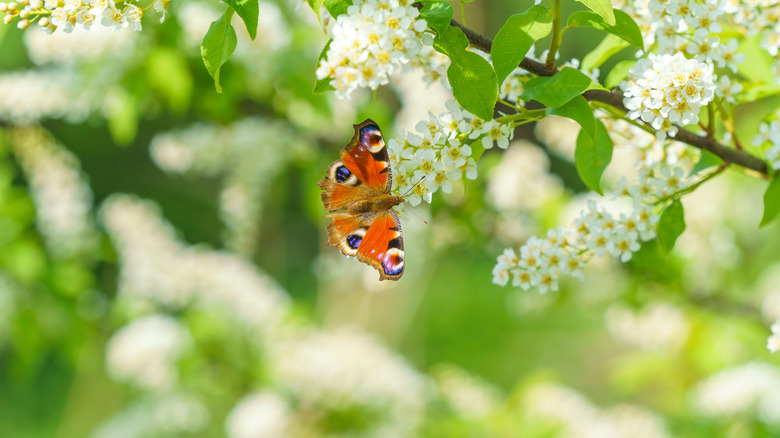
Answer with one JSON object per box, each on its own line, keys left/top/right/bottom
{"left": 19, "top": 0, "right": 27, "bottom": 5}
{"left": 3, "top": 14, "right": 13, "bottom": 23}
{"left": 16, "top": 18, "right": 28, "bottom": 28}
{"left": 18, "top": 8, "right": 28, "bottom": 17}
{"left": 0, "top": 3, "right": 7, "bottom": 12}
{"left": 7, "top": 1, "right": 17, "bottom": 10}
{"left": 38, "top": 16, "right": 48, "bottom": 26}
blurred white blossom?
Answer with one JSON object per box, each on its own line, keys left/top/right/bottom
{"left": 433, "top": 365, "right": 501, "bottom": 420}
{"left": 226, "top": 392, "right": 290, "bottom": 438}
{"left": 10, "top": 126, "right": 97, "bottom": 258}
{"left": 692, "top": 362, "right": 780, "bottom": 424}
{"left": 100, "top": 195, "right": 290, "bottom": 331}
{"left": 526, "top": 383, "right": 673, "bottom": 438}
{"left": 606, "top": 303, "right": 690, "bottom": 351}
{"left": 106, "top": 314, "right": 190, "bottom": 391}
{"left": 271, "top": 327, "right": 428, "bottom": 436}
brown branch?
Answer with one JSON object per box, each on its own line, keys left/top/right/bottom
{"left": 449, "top": 17, "right": 769, "bottom": 176}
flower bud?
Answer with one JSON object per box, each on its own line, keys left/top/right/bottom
{"left": 7, "top": 1, "right": 17, "bottom": 10}
{"left": 17, "top": 18, "right": 28, "bottom": 28}
{"left": 19, "top": 8, "right": 28, "bottom": 17}
{"left": 38, "top": 16, "right": 48, "bottom": 27}
{"left": 3, "top": 14, "right": 13, "bottom": 23}
{"left": 0, "top": 3, "right": 7, "bottom": 12}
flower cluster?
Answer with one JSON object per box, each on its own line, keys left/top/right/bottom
{"left": 752, "top": 109, "right": 780, "bottom": 172}
{"left": 606, "top": 303, "right": 690, "bottom": 351}
{"left": 0, "top": 0, "right": 167, "bottom": 33}
{"left": 622, "top": 53, "right": 716, "bottom": 137}
{"left": 388, "top": 100, "right": 513, "bottom": 206}
{"left": 316, "top": 0, "right": 431, "bottom": 99}
{"left": 493, "top": 114, "right": 701, "bottom": 293}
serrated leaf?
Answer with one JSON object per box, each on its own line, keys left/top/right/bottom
{"left": 491, "top": 5, "right": 552, "bottom": 86}
{"left": 223, "top": 0, "right": 259, "bottom": 40}
{"left": 573, "top": 0, "right": 615, "bottom": 25}
{"left": 605, "top": 59, "right": 635, "bottom": 89}
{"left": 582, "top": 34, "right": 629, "bottom": 71}
{"left": 201, "top": 10, "right": 237, "bottom": 94}
{"left": 420, "top": 2, "right": 453, "bottom": 35}
{"left": 447, "top": 51, "right": 498, "bottom": 121}
{"left": 761, "top": 176, "right": 780, "bottom": 227}
{"left": 658, "top": 200, "right": 685, "bottom": 252}
{"left": 520, "top": 66, "right": 592, "bottom": 108}
{"left": 307, "top": 0, "right": 324, "bottom": 25}
{"left": 547, "top": 95, "right": 596, "bottom": 139}
{"left": 567, "top": 10, "right": 643, "bottom": 48}
{"left": 324, "top": 0, "right": 351, "bottom": 18}
{"left": 689, "top": 149, "right": 723, "bottom": 176}
{"left": 313, "top": 39, "right": 335, "bottom": 93}
{"left": 574, "top": 119, "right": 612, "bottom": 194}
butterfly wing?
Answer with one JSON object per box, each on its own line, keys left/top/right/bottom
{"left": 318, "top": 119, "right": 392, "bottom": 212}
{"left": 325, "top": 209, "right": 404, "bottom": 281}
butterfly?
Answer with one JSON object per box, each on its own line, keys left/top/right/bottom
{"left": 318, "top": 119, "right": 405, "bottom": 281}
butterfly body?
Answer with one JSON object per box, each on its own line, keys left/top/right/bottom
{"left": 318, "top": 119, "right": 405, "bottom": 281}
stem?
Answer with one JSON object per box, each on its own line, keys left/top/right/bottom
{"left": 654, "top": 163, "right": 729, "bottom": 205}
{"left": 546, "top": 0, "right": 562, "bottom": 71}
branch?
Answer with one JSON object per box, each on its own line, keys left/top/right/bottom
{"left": 448, "top": 18, "right": 769, "bottom": 176}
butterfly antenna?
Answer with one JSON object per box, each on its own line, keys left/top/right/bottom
{"left": 408, "top": 208, "right": 428, "bottom": 225}
{"left": 400, "top": 174, "right": 428, "bottom": 198}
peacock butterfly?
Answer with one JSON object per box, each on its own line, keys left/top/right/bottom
{"left": 318, "top": 119, "right": 405, "bottom": 281}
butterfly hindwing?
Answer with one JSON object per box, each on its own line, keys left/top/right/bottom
{"left": 326, "top": 210, "right": 404, "bottom": 281}
{"left": 339, "top": 119, "right": 392, "bottom": 192}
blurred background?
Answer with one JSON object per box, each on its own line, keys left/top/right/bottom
{"left": 2, "top": 0, "right": 780, "bottom": 437}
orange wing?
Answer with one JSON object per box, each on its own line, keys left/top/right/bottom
{"left": 325, "top": 210, "right": 404, "bottom": 281}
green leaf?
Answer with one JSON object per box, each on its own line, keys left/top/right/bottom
{"left": 146, "top": 48, "right": 193, "bottom": 112}
{"left": 491, "top": 5, "right": 552, "bottom": 86}
{"left": 573, "top": 0, "right": 615, "bottom": 25}
{"left": 761, "top": 176, "right": 780, "bottom": 227}
{"left": 658, "top": 200, "right": 685, "bottom": 252}
{"left": 313, "top": 39, "right": 335, "bottom": 94}
{"left": 547, "top": 95, "right": 595, "bottom": 139}
{"left": 582, "top": 34, "right": 629, "bottom": 71}
{"left": 447, "top": 51, "right": 498, "bottom": 121}
{"left": 433, "top": 25, "right": 469, "bottom": 57}
{"left": 605, "top": 59, "right": 635, "bottom": 89}
{"left": 738, "top": 36, "right": 774, "bottom": 84}
{"left": 574, "top": 119, "right": 612, "bottom": 194}
{"left": 520, "top": 66, "right": 592, "bottom": 108}
{"left": 307, "top": 0, "right": 324, "bottom": 25}
{"left": 223, "top": 0, "right": 259, "bottom": 40}
{"left": 324, "top": 0, "right": 351, "bottom": 18}
{"left": 420, "top": 2, "right": 453, "bottom": 35}
{"left": 567, "top": 10, "right": 643, "bottom": 48}
{"left": 689, "top": 149, "right": 723, "bottom": 176}
{"left": 201, "top": 10, "right": 238, "bottom": 94}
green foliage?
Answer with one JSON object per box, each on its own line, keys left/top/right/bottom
{"left": 520, "top": 66, "right": 592, "bottom": 108}
{"left": 313, "top": 39, "right": 335, "bottom": 93}
{"left": 574, "top": 118, "right": 612, "bottom": 194}
{"left": 761, "top": 176, "right": 780, "bottom": 227}
{"left": 690, "top": 150, "right": 723, "bottom": 176}
{"left": 491, "top": 5, "right": 552, "bottom": 86}
{"left": 223, "top": 0, "right": 259, "bottom": 40}
{"left": 420, "top": 1, "right": 454, "bottom": 35}
{"left": 658, "top": 200, "right": 686, "bottom": 252}
{"left": 201, "top": 9, "right": 238, "bottom": 93}
{"left": 435, "top": 26, "right": 498, "bottom": 121}
{"left": 546, "top": 95, "right": 595, "bottom": 139}
{"left": 604, "top": 59, "right": 635, "bottom": 89}
{"left": 567, "top": 10, "right": 643, "bottom": 49}
{"left": 581, "top": 34, "right": 629, "bottom": 71}
{"left": 324, "top": 0, "right": 352, "bottom": 18}
{"left": 573, "top": 0, "right": 615, "bottom": 26}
